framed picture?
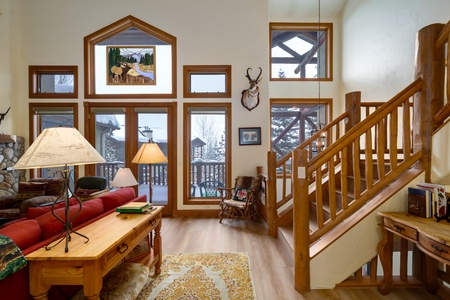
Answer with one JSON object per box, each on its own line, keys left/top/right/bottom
{"left": 107, "top": 46, "right": 156, "bottom": 86}
{"left": 124, "top": 234, "right": 151, "bottom": 262}
{"left": 239, "top": 127, "right": 261, "bottom": 145}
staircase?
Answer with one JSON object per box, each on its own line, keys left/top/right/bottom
{"left": 264, "top": 21, "right": 450, "bottom": 292}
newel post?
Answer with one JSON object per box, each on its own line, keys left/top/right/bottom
{"left": 413, "top": 23, "right": 445, "bottom": 181}
{"left": 267, "top": 151, "right": 278, "bottom": 237}
{"left": 292, "top": 148, "right": 310, "bottom": 292}
{"left": 344, "top": 92, "right": 361, "bottom": 176}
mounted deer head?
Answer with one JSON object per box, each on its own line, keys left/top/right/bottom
{"left": 241, "top": 67, "right": 262, "bottom": 111}
{"left": 0, "top": 107, "right": 10, "bottom": 125}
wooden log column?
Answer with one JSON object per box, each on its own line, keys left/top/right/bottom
{"left": 344, "top": 91, "right": 361, "bottom": 177}
{"left": 413, "top": 23, "right": 445, "bottom": 181}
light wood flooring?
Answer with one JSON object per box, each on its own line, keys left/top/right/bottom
{"left": 161, "top": 216, "right": 442, "bottom": 300}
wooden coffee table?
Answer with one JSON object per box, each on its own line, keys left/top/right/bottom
{"left": 26, "top": 206, "right": 162, "bottom": 300}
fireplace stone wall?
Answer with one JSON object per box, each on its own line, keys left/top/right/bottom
{"left": 0, "top": 136, "right": 25, "bottom": 197}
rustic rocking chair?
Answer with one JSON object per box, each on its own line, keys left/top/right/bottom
{"left": 218, "top": 175, "right": 264, "bottom": 227}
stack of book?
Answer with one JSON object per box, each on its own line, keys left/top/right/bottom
{"left": 408, "top": 183, "right": 448, "bottom": 218}
{"left": 116, "top": 202, "right": 153, "bottom": 214}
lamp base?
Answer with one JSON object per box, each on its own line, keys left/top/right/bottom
{"left": 44, "top": 168, "right": 89, "bottom": 253}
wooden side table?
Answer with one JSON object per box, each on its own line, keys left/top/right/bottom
{"left": 377, "top": 212, "right": 450, "bottom": 295}
{"left": 26, "top": 206, "right": 162, "bottom": 300}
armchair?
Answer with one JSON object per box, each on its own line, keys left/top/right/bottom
{"left": 218, "top": 175, "right": 265, "bottom": 227}
{"left": 74, "top": 176, "right": 109, "bottom": 201}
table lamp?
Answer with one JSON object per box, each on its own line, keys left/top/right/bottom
{"left": 132, "top": 142, "right": 167, "bottom": 204}
{"left": 111, "top": 167, "right": 138, "bottom": 188}
{"left": 14, "top": 127, "right": 106, "bottom": 252}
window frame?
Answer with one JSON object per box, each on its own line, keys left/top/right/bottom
{"left": 183, "top": 102, "right": 232, "bottom": 205}
{"left": 183, "top": 65, "right": 232, "bottom": 98}
{"left": 28, "top": 102, "right": 79, "bottom": 179}
{"left": 83, "top": 101, "right": 177, "bottom": 216}
{"left": 29, "top": 66, "right": 78, "bottom": 98}
{"left": 270, "top": 98, "right": 333, "bottom": 165}
{"left": 270, "top": 22, "right": 333, "bottom": 81}
{"left": 84, "top": 15, "right": 177, "bottom": 99}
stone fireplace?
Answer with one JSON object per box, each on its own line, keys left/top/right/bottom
{"left": 0, "top": 136, "right": 25, "bottom": 197}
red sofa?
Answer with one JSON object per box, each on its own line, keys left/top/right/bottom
{"left": 0, "top": 187, "right": 146, "bottom": 300}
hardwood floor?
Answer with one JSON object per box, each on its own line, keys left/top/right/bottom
{"left": 161, "top": 216, "right": 442, "bottom": 300}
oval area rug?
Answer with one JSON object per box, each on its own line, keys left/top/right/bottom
{"left": 137, "top": 252, "right": 256, "bottom": 300}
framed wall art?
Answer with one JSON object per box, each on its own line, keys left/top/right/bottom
{"left": 239, "top": 127, "right": 261, "bottom": 145}
{"left": 107, "top": 46, "right": 156, "bottom": 86}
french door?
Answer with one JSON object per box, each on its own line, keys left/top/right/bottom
{"left": 84, "top": 102, "right": 176, "bottom": 216}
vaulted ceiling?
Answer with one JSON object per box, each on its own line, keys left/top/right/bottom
{"left": 269, "top": 0, "right": 348, "bottom": 18}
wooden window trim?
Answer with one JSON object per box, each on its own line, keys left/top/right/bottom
{"left": 29, "top": 66, "right": 78, "bottom": 98}
{"left": 183, "top": 102, "right": 232, "bottom": 205}
{"left": 83, "top": 15, "right": 177, "bottom": 99}
{"left": 270, "top": 22, "right": 333, "bottom": 81}
{"left": 183, "top": 65, "right": 232, "bottom": 98}
{"left": 28, "top": 102, "right": 79, "bottom": 179}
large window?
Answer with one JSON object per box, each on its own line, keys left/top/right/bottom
{"left": 28, "top": 103, "right": 78, "bottom": 181}
{"left": 84, "top": 15, "right": 177, "bottom": 99}
{"left": 183, "top": 103, "right": 231, "bottom": 205}
{"left": 271, "top": 98, "right": 332, "bottom": 162}
{"left": 270, "top": 22, "right": 333, "bottom": 81}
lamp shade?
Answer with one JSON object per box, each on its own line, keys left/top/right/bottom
{"left": 111, "top": 168, "right": 138, "bottom": 188}
{"left": 14, "top": 127, "right": 106, "bottom": 169}
{"left": 132, "top": 143, "right": 167, "bottom": 164}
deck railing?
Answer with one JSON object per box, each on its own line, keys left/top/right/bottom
{"left": 97, "top": 160, "right": 225, "bottom": 188}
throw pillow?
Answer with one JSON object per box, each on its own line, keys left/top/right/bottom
{"left": 75, "top": 188, "right": 100, "bottom": 199}
{"left": 0, "top": 235, "right": 27, "bottom": 280}
{"left": 16, "top": 182, "right": 47, "bottom": 202}
{"left": 233, "top": 187, "right": 249, "bottom": 202}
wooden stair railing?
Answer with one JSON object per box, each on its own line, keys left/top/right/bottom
{"left": 265, "top": 21, "right": 449, "bottom": 293}
{"left": 291, "top": 78, "right": 424, "bottom": 292}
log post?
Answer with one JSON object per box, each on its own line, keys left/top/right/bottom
{"left": 413, "top": 23, "right": 446, "bottom": 181}
{"left": 344, "top": 92, "right": 361, "bottom": 176}
{"left": 267, "top": 151, "right": 278, "bottom": 237}
{"left": 293, "top": 148, "right": 310, "bottom": 292}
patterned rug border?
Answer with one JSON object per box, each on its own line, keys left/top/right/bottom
{"left": 137, "top": 252, "right": 256, "bottom": 300}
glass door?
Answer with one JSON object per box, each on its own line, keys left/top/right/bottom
{"left": 137, "top": 112, "right": 168, "bottom": 206}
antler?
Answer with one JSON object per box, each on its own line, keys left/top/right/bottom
{"left": 245, "top": 67, "right": 263, "bottom": 83}
{"left": 245, "top": 67, "right": 253, "bottom": 82}
{"left": 255, "top": 67, "right": 262, "bottom": 83}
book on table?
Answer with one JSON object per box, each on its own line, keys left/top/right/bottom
{"left": 116, "top": 202, "right": 153, "bottom": 213}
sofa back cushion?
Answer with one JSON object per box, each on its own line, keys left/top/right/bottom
{"left": 0, "top": 219, "right": 42, "bottom": 250}
{"left": 27, "top": 197, "right": 79, "bottom": 219}
{"left": 99, "top": 187, "right": 136, "bottom": 212}
{"left": 36, "top": 198, "right": 104, "bottom": 240}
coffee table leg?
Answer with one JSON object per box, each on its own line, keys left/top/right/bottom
{"left": 83, "top": 262, "right": 103, "bottom": 300}
{"left": 154, "top": 220, "right": 162, "bottom": 275}
{"left": 29, "top": 263, "right": 51, "bottom": 300}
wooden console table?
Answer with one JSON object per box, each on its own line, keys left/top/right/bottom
{"left": 26, "top": 206, "right": 163, "bottom": 300}
{"left": 377, "top": 212, "right": 450, "bottom": 295}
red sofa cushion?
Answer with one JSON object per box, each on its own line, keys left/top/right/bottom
{"left": 27, "top": 198, "right": 79, "bottom": 219}
{"left": 0, "top": 219, "right": 42, "bottom": 250}
{"left": 36, "top": 198, "right": 105, "bottom": 240}
{"left": 99, "top": 187, "right": 136, "bottom": 212}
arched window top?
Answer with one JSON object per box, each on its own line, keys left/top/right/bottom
{"left": 84, "top": 15, "right": 177, "bottom": 99}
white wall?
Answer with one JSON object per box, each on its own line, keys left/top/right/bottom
{"left": 2, "top": 0, "right": 269, "bottom": 210}
{"left": 341, "top": 0, "right": 450, "bottom": 102}
{"left": 0, "top": 0, "right": 19, "bottom": 134}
